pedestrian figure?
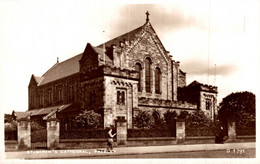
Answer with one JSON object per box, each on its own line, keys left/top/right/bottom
{"left": 215, "top": 126, "right": 226, "bottom": 144}
{"left": 107, "top": 126, "right": 116, "bottom": 152}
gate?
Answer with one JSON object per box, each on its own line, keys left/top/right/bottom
{"left": 31, "top": 123, "right": 47, "bottom": 149}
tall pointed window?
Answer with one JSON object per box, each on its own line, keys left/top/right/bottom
{"left": 155, "top": 67, "right": 161, "bottom": 94}
{"left": 48, "top": 92, "right": 53, "bottom": 106}
{"left": 121, "top": 91, "right": 125, "bottom": 105}
{"left": 58, "top": 89, "right": 63, "bottom": 103}
{"left": 145, "top": 58, "right": 152, "bottom": 92}
{"left": 117, "top": 91, "right": 121, "bottom": 104}
{"left": 135, "top": 63, "right": 142, "bottom": 92}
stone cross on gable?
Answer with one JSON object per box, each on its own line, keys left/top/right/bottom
{"left": 146, "top": 11, "right": 150, "bottom": 22}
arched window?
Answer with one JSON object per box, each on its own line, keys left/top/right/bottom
{"left": 152, "top": 111, "right": 161, "bottom": 125}
{"left": 135, "top": 63, "right": 142, "bottom": 92}
{"left": 155, "top": 67, "right": 161, "bottom": 94}
{"left": 145, "top": 58, "right": 152, "bottom": 92}
{"left": 121, "top": 91, "right": 125, "bottom": 104}
{"left": 117, "top": 91, "right": 121, "bottom": 104}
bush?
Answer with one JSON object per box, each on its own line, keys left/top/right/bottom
{"left": 151, "top": 111, "right": 165, "bottom": 129}
{"left": 186, "top": 110, "right": 214, "bottom": 128}
{"left": 178, "top": 111, "right": 190, "bottom": 119}
{"left": 133, "top": 110, "right": 153, "bottom": 129}
{"left": 31, "top": 129, "right": 47, "bottom": 142}
{"left": 5, "top": 122, "right": 17, "bottom": 131}
{"left": 31, "top": 121, "right": 45, "bottom": 131}
{"left": 74, "top": 110, "right": 102, "bottom": 129}
{"left": 164, "top": 110, "right": 178, "bottom": 123}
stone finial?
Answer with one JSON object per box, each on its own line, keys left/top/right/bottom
{"left": 57, "top": 57, "right": 59, "bottom": 63}
{"left": 146, "top": 11, "right": 150, "bottom": 22}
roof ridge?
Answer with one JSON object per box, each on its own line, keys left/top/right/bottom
{"left": 41, "top": 53, "right": 83, "bottom": 77}
{"left": 97, "top": 24, "right": 145, "bottom": 48}
{"left": 42, "top": 63, "right": 59, "bottom": 77}
{"left": 57, "top": 53, "right": 83, "bottom": 65}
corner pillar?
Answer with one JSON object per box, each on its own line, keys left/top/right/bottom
{"left": 17, "top": 118, "right": 31, "bottom": 149}
{"left": 116, "top": 116, "right": 127, "bottom": 145}
{"left": 47, "top": 118, "right": 60, "bottom": 149}
{"left": 176, "top": 119, "right": 185, "bottom": 144}
{"left": 227, "top": 121, "right": 236, "bottom": 142}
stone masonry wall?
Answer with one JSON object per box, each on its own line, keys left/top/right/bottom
{"left": 104, "top": 76, "right": 138, "bottom": 128}
{"left": 80, "top": 77, "right": 104, "bottom": 111}
{"left": 200, "top": 91, "right": 217, "bottom": 120}
{"left": 30, "top": 74, "right": 80, "bottom": 110}
{"left": 123, "top": 30, "right": 175, "bottom": 101}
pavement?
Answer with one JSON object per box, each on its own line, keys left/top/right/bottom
{"left": 4, "top": 142, "right": 255, "bottom": 159}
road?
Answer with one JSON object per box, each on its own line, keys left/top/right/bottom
{"left": 85, "top": 149, "right": 255, "bottom": 158}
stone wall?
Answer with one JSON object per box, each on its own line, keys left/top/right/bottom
{"left": 178, "top": 69, "right": 186, "bottom": 88}
{"left": 111, "top": 23, "right": 178, "bottom": 102}
{"left": 199, "top": 91, "right": 217, "bottom": 120}
{"left": 80, "top": 77, "right": 104, "bottom": 111}
{"left": 29, "top": 74, "right": 80, "bottom": 110}
{"left": 103, "top": 76, "right": 138, "bottom": 128}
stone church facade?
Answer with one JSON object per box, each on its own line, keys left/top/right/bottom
{"left": 25, "top": 12, "right": 217, "bottom": 129}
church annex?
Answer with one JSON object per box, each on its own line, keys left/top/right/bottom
{"left": 23, "top": 12, "right": 218, "bottom": 129}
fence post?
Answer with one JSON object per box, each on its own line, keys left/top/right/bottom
{"left": 176, "top": 119, "right": 185, "bottom": 144}
{"left": 116, "top": 116, "right": 127, "bottom": 145}
{"left": 227, "top": 121, "right": 236, "bottom": 142}
{"left": 17, "top": 118, "right": 31, "bottom": 149}
{"left": 47, "top": 118, "right": 60, "bottom": 149}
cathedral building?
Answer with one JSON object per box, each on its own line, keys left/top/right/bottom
{"left": 23, "top": 12, "right": 217, "bottom": 129}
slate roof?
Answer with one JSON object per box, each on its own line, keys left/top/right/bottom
{"left": 97, "top": 25, "right": 143, "bottom": 48}
{"left": 40, "top": 54, "right": 83, "bottom": 85}
{"left": 41, "top": 104, "right": 73, "bottom": 120}
{"left": 188, "top": 80, "right": 201, "bottom": 87}
{"left": 14, "top": 104, "right": 73, "bottom": 120}
{"left": 34, "top": 24, "right": 145, "bottom": 86}
{"left": 14, "top": 109, "right": 41, "bottom": 119}
{"left": 14, "top": 111, "right": 30, "bottom": 120}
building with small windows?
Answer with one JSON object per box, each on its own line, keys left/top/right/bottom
{"left": 19, "top": 12, "right": 217, "bottom": 129}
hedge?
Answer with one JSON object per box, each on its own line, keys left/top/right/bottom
{"left": 60, "top": 129, "right": 108, "bottom": 139}
{"left": 31, "top": 129, "right": 47, "bottom": 143}
{"left": 236, "top": 127, "right": 255, "bottom": 136}
{"left": 186, "top": 127, "right": 217, "bottom": 136}
{"left": 5, "top": 130, "right": 17, "bottom": 140}
{"left": 127, "top": 129, "right": 175, "bottom": 138}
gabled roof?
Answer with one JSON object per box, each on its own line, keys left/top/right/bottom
{"left": 35, "top": 19, "right": 169, "bottom": 86}
{"left": 38, "top": 46, "right": 106, "bottom": 86}
{"left": 97, "top": 25, "right": 144, "bottom": 48}
{"left": 39, "top": 54, "right": 83, "bottom": 85}
{"left": 188, "top": 80, "right": 201, "bottom": 87}
{"left": 34, "top": 76, "right": 44, "bottom": 85}
{"left": 13, "top": 111, "right": 29, "bottom": 120}
{"left": 13, "top": 109, "right": 41, "bottom": 120}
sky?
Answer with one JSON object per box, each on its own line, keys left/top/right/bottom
{"left": 0, "top": 0, "right": 259, "bottom": 114}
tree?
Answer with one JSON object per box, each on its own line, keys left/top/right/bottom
{"left": 218, "top": 91, "right": 255, "bottom": 127}
{"left": 74, "top": 110, "right": 102, "bottom": 129}
{"left": 133, "top": 110, "right": 153, "bottom": 129}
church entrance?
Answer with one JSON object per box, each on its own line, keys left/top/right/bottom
{"left": 116, "top": 88, "right": 127, "bottom": 120}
